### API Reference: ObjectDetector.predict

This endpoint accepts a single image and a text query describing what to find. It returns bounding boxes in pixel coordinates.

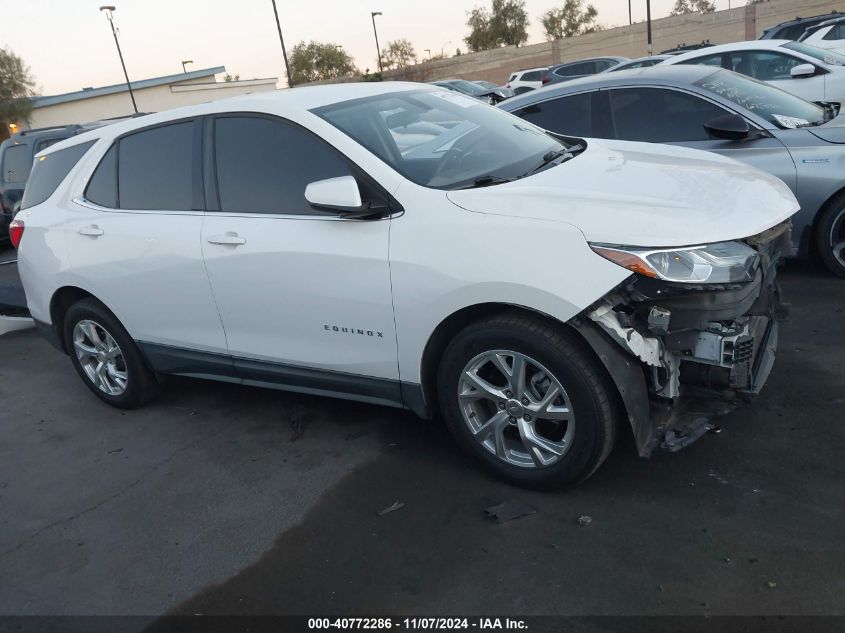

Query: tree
[0,47,34,137]
[540,0,600,40]
[288,41,358,84]
[670,0,716,15]
[381,39,418,70]
[464,0,529,52]
[490,0,530,47]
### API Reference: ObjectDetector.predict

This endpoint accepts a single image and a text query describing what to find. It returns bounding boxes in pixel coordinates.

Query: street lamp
[646,0,653,56]
[371,11,383,73]
[181,60,193,73]
[270,0,293,88]
[99,6,138,114]
[628,0,632,25]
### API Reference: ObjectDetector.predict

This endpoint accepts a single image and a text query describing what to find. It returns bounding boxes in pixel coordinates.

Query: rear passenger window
[213,116,351,215]
[85,144,117,208]
[515,93,593,137]
[556,61,595,77]
[118,122,194,210]
[21,141,95,209]
[522,70,542,81]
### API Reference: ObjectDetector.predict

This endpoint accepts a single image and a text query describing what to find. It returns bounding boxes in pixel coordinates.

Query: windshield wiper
[519,144,584,178]
[455,175,513,189]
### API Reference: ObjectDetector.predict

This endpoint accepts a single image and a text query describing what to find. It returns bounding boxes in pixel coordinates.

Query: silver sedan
[500,65,845,277]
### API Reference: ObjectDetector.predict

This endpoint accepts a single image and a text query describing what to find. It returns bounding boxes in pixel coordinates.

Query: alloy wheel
[72,319,128,396]
[457,349,575,468]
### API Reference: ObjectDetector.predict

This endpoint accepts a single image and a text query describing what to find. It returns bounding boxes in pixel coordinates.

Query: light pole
[646,0,653,56]
[270,0,293,88]
[181,60,193,73]
[99,6,137,114]
[425,48,432,61]
[628,0,632,25]
[371,11,383,73]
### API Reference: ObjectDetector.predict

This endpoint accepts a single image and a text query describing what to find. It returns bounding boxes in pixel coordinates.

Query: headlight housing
[590,241,759,284]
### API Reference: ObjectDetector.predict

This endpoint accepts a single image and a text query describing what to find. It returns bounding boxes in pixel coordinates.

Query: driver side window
[731,51,809,81]
[212,116,352,215]
[609,87,729,143]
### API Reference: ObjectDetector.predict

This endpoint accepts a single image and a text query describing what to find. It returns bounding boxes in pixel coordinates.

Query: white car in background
[662,39,845,102]
[13,83,797,488]
[505,67,547,94]
[799,17,845,55]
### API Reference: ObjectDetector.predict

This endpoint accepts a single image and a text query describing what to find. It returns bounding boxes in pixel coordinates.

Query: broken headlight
[590,241,759,284]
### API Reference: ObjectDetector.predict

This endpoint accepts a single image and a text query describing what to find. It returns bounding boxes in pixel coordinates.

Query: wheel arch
[49,286,96,352]
[808,185,845,258]
[417,302,639,433]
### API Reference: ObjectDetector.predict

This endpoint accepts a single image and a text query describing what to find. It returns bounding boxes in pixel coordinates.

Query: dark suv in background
[760,11,843,40]
[540,56,628,86]
[0,125,84,242]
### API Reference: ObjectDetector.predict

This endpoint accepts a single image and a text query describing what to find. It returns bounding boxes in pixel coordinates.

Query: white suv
[13,83,797,488]
[506,67,547,94]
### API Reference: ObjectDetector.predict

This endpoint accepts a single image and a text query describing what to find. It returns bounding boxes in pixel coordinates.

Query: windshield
[313,89,567,189]
[782,41,845,66]
[694,69,826,127]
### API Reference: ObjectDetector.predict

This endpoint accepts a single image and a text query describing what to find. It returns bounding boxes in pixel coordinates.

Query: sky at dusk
[4,0,750,96]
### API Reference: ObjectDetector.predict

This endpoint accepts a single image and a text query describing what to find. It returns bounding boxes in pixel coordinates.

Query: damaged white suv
[13,83,798,488]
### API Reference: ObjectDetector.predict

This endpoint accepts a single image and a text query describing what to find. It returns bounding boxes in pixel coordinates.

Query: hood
[446,139,799,247]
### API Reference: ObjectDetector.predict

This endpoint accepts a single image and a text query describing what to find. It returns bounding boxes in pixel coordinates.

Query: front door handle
[78,225,104,237]
[207,232,246,246]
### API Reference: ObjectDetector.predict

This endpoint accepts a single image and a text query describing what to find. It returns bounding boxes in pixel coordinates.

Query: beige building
[26,66,278,129]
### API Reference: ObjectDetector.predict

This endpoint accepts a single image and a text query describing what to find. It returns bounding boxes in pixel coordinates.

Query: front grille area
[726,336,754,364]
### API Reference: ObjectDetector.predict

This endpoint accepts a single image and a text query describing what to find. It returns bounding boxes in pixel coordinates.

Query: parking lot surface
[0,259,843,617]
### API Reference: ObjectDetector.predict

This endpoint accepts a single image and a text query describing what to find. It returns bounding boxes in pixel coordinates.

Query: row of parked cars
[1,11,840,489]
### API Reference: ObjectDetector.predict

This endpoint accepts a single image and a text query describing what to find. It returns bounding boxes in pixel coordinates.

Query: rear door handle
[207,232,246,246]
[78,225,104,237]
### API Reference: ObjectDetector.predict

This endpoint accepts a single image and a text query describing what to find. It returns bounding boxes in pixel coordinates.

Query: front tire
[63,298,159,409]
[816,198,845,278]
[437,313,617,489]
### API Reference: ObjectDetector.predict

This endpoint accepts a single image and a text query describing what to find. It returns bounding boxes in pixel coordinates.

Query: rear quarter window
[21,141,95,209]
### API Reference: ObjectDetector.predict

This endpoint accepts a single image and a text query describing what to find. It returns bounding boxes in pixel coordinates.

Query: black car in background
[540,56,629,86]
[760,11,843,40]
[0,125,83,242]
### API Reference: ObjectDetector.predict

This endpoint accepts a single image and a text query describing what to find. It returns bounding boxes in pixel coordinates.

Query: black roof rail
[17,124,82,137]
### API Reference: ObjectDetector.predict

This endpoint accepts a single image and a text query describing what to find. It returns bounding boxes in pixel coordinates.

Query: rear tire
[437,312,617,489]
[63,298,159,409]
[816,197,845,278]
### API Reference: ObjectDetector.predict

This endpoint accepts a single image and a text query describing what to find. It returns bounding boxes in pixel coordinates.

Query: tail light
[9,218,24,249]
[542,75,550,84]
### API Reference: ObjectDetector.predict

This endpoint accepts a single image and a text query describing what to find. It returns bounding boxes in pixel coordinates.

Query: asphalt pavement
[0,254,843,619]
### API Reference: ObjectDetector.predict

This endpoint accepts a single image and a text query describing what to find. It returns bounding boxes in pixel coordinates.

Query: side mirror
[305,175,363,213]
[790,63,816,78]
[704,113,751,141]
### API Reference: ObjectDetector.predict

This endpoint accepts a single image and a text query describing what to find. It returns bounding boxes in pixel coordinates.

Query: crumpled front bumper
[574,220,792,457]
